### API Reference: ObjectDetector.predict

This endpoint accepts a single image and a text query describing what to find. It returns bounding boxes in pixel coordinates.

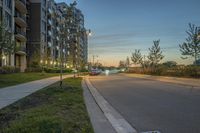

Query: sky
[56,0,200,66]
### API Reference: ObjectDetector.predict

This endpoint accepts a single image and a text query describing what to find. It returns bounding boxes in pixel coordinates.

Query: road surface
[89,74,200,133]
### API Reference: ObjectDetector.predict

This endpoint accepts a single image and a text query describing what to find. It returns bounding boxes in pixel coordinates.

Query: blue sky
[56,0,200,66]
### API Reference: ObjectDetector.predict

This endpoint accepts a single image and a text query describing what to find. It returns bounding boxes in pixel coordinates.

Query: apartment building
[57,2,88,69]
[0,0,27,72]
[47,0,67,67]
[15,0,27,72]
[0,0,88,71]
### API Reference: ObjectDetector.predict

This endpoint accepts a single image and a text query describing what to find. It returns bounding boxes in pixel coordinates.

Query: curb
[84,77,137,133]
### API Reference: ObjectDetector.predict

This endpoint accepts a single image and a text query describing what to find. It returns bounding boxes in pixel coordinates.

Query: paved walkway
[0,75,72,109]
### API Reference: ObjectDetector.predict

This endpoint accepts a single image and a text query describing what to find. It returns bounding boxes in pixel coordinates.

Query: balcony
[15,28,27,42]
[15,44,26,55]
[15,11,27,28]
[15,0,27,14]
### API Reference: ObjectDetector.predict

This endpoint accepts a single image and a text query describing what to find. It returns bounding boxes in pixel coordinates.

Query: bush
[128,65,200,78]
[44,67,73,73]
[25,67,43,73]
[0,66,20,74]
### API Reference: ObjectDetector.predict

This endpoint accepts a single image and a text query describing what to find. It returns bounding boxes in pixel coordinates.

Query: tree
[0,22,15,66]
[179,23,200,65]
[118,60,126,68]
[131,49,143,65]
[125,56,130,69]
[147,40,164,66]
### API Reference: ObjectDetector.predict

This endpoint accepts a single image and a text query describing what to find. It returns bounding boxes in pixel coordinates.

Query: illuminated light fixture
[45,60,48,65]
[50,61,53,65]
[40,60,43,64]
[67,65,69,68]
[70,65,73,68]
[54,62,57,65]
[2,55,6,60]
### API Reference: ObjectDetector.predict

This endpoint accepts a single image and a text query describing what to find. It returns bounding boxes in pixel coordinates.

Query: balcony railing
[15,28,26,37]
[18,0,26,5]
[16,44,26,52]
[15,11,26,22]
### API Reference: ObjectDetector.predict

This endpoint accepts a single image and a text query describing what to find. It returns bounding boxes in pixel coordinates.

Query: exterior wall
[0,0,28,71]
[27,0,47,67]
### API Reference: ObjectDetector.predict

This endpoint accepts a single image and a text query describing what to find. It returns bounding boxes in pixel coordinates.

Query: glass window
[5,12,12,29]
[5,0,12,9]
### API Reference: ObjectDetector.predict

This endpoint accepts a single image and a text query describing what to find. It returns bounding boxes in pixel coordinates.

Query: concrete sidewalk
[0,75,72,109]
[123,73,200,88]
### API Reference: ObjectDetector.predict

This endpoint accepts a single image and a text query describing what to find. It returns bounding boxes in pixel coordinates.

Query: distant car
[89,69,101,76]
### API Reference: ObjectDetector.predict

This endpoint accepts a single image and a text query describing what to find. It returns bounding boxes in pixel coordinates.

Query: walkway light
[45,60,48,65]
[50,61,53,65]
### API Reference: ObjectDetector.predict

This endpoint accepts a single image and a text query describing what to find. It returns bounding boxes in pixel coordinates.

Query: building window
[42,20,46,32]
[5,0,12,9]
[42,0,46,7]
[0,7,2,22]
[5,12,12,29]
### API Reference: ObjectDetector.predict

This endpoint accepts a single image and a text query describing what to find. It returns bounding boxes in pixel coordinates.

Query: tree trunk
[0,49,2,67]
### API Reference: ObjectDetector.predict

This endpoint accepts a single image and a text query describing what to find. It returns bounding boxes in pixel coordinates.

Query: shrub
[0,66,20,74]
[25,67,43,73]
[128,65,200,78]
[44,67,72,73]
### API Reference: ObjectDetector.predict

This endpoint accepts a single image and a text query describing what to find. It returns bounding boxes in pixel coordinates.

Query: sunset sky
[56,0,200,66]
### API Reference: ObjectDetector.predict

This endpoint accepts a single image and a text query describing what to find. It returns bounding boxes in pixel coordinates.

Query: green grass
[0,78,94,133]
[0,73,62,88]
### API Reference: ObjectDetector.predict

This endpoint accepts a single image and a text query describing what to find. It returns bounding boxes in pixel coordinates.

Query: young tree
[118,60,126,68]
[147,40,164,67]
[131,49,142,65]
[0,23,15,66]
[125,56,130,70]
[179,23,200,65]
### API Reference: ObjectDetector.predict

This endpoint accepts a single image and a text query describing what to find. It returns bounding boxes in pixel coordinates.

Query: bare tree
[147,40,164,67]
[179,23,200,65]
[131,49,143,65]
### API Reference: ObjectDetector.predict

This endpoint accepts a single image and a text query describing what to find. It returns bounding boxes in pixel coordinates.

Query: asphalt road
[89,74,200,133]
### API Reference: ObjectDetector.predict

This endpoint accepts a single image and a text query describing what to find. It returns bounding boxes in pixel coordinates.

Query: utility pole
[92,55,98,67]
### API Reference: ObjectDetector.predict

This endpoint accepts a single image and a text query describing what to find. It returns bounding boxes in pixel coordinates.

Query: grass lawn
[0,78,94,133]
[0,73,63,88]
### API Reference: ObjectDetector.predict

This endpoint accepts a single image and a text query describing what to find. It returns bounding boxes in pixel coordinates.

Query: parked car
[89,69,101,76]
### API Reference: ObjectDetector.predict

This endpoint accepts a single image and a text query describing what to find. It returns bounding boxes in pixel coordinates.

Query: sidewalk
[0,75,72,109]
[122,73,200,87]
